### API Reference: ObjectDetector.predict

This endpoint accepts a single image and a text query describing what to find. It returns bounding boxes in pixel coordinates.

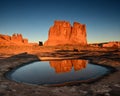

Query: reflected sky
[6,60,111,85]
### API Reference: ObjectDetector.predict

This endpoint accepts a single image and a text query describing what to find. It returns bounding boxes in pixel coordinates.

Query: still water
[6,60,112,85]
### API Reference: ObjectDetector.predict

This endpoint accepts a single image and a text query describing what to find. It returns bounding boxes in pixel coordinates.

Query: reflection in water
[50,60,87,73]
[6,59,112,85]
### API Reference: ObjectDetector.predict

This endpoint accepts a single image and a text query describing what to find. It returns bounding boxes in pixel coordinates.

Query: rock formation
[50,60,87,73]
[44,20,87,46]
[102,41,120,48]
[0,33,28,45]
[89,41,120,48]
[39,41,43,46]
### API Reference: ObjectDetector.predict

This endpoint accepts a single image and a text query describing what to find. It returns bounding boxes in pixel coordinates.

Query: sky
[0,0,120,43]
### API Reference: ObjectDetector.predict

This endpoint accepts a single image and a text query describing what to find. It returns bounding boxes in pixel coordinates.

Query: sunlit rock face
[11,33,28,44]
[50,60,87,73]
[44,20,87,46]
[89,41,120,48]
[0,33,28,45]
[102,41,120,47]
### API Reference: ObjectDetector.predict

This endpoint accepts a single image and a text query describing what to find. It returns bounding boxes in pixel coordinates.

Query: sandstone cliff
[44,20,87,46]
[102,41,120,48]
[50,60,87,73]
[0,33,28,45]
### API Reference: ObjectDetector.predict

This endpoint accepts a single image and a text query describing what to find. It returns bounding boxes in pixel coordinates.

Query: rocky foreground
[0,45,120,96]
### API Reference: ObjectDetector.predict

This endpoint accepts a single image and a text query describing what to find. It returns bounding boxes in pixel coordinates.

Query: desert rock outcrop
[44,20,87,46]
[0,33,28,45]
[89,41,120,48]
[102,41,120,48]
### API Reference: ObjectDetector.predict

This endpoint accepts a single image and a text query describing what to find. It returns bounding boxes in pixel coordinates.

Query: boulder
[44,20,87,46]
[39,41,43,46]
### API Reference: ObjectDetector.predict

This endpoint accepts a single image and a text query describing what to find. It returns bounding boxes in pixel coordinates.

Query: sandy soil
[0,46,120,96]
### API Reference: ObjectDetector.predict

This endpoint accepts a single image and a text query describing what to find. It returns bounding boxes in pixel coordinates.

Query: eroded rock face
[0,33,28,45]
[103,42,120,48]
[44,20,87,46]
[89,41,120,48]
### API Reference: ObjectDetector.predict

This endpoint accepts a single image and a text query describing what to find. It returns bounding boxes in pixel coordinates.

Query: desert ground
[0,45,120,96]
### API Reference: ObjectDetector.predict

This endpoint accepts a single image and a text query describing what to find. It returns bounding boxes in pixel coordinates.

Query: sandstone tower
[44,20,87,46]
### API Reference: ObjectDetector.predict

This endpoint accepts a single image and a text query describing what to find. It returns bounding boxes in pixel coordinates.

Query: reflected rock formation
[50,60,87,73]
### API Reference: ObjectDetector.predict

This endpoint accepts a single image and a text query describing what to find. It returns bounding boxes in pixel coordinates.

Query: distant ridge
[0,33,28,45]
[89,41,120,48]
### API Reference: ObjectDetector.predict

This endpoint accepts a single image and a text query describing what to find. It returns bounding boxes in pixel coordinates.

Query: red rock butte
[44,20,87,46]
[0,33,28,45]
